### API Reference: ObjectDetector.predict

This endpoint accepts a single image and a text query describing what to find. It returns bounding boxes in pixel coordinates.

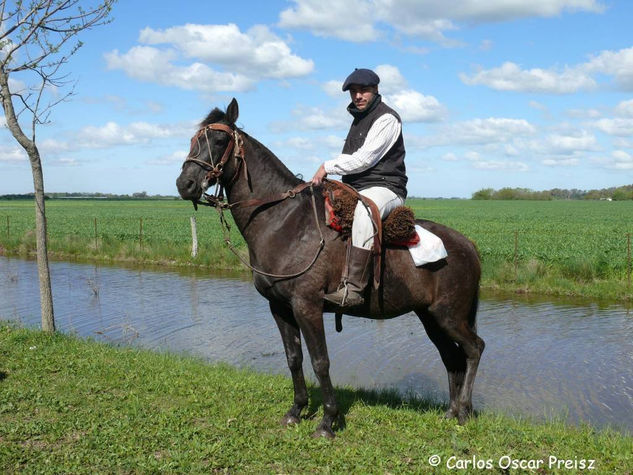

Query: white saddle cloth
[408,224,448,266]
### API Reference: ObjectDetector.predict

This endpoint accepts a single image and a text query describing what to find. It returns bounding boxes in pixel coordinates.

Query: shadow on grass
[303,383,449,431]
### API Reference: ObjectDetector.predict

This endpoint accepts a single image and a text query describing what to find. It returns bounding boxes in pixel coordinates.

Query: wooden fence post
[626,233,631,292]
[94,217,98,250]
[514,230,518,280]
[190,216,198,258]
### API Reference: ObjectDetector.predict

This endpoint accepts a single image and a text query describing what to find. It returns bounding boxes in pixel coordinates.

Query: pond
[1,256,631,433]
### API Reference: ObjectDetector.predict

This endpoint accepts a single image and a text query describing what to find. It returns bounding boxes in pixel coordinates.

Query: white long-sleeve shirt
[323,113,401,176]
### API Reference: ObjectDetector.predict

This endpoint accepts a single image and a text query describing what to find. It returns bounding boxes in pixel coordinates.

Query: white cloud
[106,24,314,92]
[279,0,378,42]
[50,158,79,167]
[40,139,70,154]
[278,0,604,44]
[374,65,409,94]
[460,61,596,94]
[445,117,536,145]
[105,46,255,92]
[479,39,494,51]
[566,108,602,119]
[460,46,633,94]
[582,47,633,90]
[0,145,26,162]
[591,118,633,136]
[275,135,344,157]
[602,150,633,169]
[504,144,520,156]
[147,150,189,166]
[589,150,633,170]
[322,80,343,97]
[296,107,348,130]
[283,137,315,150]
[542,157,580,166]
[465,151,482,161]
[140,24,313,79]
[386,90,447,122]
[329,64,447,123]
[270,106,348,132]
[77,121,192,148]
[472,160,529,171]
[543,130,598,154]
[615,99,633,117]
[407,118,536,156]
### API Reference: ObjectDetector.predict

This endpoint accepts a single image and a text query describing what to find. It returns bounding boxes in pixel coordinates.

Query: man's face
[348,85,377,111]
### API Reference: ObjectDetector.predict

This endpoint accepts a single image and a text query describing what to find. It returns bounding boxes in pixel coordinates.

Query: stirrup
[324,283,349,306]
[324,283,364,308]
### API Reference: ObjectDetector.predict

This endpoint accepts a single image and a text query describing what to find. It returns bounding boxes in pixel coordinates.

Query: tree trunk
[0,69,55,332]
[31,152,55,332]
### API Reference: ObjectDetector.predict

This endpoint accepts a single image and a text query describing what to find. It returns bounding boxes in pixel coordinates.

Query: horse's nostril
[176,176,199,199]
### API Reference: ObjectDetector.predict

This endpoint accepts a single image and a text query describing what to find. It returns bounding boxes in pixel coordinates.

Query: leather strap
[323,179,382,289]
[229,181,313,210]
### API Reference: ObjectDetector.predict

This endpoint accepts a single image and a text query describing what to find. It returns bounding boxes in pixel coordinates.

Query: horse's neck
[226,134,302,237]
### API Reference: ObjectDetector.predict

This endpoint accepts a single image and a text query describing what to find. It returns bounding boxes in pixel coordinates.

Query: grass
[1,324,632,474]
[1,198,632,300]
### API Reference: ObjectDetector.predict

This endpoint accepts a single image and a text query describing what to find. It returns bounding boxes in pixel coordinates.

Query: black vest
[342,97,408,199]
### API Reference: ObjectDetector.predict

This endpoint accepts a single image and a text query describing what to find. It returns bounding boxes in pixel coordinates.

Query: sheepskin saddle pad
[322,181,419,247]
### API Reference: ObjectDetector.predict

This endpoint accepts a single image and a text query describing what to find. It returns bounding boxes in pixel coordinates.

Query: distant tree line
[472,184,633,200]
[0,192,178,200]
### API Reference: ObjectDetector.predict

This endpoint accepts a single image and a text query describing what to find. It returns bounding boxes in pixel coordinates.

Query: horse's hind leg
[416,311,465,418]
[416,304,484,424]
[270,301,308,426]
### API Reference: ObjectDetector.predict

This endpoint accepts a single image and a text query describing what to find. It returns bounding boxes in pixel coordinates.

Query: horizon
[1,1,633,198]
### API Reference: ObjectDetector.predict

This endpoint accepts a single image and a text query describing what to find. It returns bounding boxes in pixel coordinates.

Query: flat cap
[342,68,380,91]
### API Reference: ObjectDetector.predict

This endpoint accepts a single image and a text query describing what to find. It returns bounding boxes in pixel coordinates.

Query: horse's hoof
[280,414,301,427]
[311,427,335,439]
[457,408,473,425]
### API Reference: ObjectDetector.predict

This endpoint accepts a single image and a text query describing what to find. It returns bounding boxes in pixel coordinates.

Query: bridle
[183,122,246,207]
[180,120,326,279]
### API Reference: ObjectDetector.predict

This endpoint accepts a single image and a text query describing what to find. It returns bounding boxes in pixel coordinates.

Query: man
[312,68,408,308]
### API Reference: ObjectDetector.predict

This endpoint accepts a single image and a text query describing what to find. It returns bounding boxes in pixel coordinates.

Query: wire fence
[3,213,632,283]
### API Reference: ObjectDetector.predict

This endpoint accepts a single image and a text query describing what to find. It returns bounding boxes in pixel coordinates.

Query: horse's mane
[200,105,301,187]
[200,107,226,127]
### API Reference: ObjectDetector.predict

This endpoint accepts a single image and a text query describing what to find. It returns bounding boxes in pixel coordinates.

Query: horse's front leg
[293,300,340,439]
[270,301,308,426]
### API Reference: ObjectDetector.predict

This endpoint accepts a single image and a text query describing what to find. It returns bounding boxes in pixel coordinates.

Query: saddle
[322,180,419,289]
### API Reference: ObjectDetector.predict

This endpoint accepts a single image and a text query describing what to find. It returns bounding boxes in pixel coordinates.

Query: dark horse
[176,99,484,438]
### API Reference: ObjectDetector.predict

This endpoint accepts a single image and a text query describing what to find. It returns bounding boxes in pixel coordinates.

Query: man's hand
[311,163,327,185]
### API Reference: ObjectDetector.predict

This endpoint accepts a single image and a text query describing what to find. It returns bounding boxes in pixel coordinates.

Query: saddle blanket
[409,224,448,266]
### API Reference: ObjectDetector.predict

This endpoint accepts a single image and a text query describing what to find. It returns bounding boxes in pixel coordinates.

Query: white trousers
[352,186,405,249]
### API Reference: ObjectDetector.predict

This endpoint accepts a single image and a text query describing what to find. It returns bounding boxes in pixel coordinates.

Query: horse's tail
[468,288,480,333]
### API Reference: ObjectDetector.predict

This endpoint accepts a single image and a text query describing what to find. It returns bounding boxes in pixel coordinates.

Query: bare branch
[0,0,116,134]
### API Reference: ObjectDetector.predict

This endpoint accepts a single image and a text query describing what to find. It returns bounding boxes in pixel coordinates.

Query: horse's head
[176,98,241,205]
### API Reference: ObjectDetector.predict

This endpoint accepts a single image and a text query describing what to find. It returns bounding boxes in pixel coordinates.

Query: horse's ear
[226,98,239,125]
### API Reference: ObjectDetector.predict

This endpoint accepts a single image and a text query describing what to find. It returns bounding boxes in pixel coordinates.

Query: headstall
[183,122,245,207]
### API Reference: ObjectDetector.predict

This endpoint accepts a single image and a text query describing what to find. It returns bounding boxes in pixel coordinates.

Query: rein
[183,122,325,279]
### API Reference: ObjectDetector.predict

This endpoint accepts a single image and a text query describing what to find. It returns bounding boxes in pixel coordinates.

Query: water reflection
[1,256,631,433]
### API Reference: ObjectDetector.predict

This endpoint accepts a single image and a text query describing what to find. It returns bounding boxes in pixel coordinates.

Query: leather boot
[324,246,372,308]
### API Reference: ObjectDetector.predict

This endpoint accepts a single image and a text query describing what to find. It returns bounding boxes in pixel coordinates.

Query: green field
[2,324,632,473]
[1,198,632,300]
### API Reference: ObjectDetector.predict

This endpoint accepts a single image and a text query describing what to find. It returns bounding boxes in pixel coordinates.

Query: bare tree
[0,1,116,332]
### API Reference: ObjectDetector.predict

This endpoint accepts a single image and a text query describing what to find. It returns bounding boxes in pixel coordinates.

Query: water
[1,256,632,433]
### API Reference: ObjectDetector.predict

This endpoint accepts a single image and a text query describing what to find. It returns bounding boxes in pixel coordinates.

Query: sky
[1,0,633,198]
